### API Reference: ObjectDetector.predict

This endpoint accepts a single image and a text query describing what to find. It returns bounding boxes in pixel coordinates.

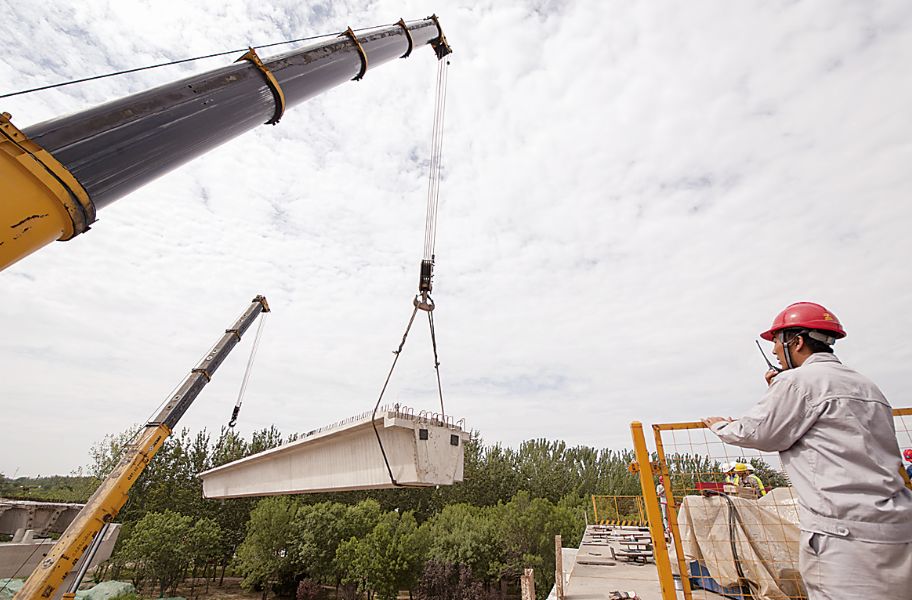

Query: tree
[291,499,381,586]
[234,496,301,598]
[424,504,501,584]
[119,510,193,597]
[296,579,325,600]
[334,510,428,600]
[415,561,493,600]
[187,517,222,597]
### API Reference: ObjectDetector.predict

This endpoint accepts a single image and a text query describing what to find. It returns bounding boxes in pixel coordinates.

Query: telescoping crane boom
[15,295,271,600]
[0,17,452,272]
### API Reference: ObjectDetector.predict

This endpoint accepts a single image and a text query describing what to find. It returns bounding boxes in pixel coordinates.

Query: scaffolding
[631,407,912,600]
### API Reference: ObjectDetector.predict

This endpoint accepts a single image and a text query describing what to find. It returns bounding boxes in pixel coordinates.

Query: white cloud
[2,0,911,475]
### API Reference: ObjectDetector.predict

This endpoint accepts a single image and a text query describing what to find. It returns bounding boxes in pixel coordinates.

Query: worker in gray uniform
[702,302,912,600]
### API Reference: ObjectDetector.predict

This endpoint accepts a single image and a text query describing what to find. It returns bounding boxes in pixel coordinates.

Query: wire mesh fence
[591,495,647,526]
[634,408,911,600]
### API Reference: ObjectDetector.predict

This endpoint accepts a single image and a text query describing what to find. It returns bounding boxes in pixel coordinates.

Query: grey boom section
[21,20,440,210]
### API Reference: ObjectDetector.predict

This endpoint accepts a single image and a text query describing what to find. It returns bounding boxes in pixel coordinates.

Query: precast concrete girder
[199,407,467,498]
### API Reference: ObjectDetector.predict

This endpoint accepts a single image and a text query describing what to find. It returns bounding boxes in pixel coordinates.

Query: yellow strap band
[396,19,414,58]
[236,47,286,125]
[343,27,368,81]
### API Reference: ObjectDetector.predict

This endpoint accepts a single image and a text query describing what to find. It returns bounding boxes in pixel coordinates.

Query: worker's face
[771,333,796,368]
[770,334,786,367]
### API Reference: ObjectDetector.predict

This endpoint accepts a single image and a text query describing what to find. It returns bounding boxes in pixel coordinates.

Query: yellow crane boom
[15,295,270,600]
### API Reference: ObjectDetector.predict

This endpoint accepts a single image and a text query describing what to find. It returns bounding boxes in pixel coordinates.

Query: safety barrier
[590,495,647,527]
[631,407,912,600]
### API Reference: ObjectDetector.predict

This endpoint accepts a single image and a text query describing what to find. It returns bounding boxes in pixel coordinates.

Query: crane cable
[371,56,450,487]
[228,311,268,428]
[0,21,413,99]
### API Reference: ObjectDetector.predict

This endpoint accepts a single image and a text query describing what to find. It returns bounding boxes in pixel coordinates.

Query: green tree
[187,517,222,597]
[234,496,301,598]
[291,499,381,586]
[424,504,501,584]
[335,510,428,600]
[119,510,193,597]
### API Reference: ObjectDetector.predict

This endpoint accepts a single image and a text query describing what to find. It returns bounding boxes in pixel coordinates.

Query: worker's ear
[793,335,806,353]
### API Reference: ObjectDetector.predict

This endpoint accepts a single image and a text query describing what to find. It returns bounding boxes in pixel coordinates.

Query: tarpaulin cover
[673,487,806,600]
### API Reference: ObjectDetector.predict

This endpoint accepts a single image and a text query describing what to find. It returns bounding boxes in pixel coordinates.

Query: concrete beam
[0,500,83,536]
[199,407,468,498]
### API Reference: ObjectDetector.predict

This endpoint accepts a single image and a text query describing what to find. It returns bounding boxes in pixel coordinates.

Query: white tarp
[675,487,806,600]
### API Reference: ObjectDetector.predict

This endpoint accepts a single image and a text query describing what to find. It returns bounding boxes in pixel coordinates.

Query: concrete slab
[562,526,729,600]
[199,406,468,498]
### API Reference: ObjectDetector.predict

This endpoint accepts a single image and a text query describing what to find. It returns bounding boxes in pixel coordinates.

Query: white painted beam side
[199,410,467,498]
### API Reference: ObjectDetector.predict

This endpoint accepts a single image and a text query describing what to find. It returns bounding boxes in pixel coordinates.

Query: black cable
[0,22,399,99]
[428,310,445,417]
[0,537,47,593]
[704,490,757,598]
[371,304,422,488]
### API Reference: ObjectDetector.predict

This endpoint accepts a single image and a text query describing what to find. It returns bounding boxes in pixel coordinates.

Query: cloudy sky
[2,0,911,476]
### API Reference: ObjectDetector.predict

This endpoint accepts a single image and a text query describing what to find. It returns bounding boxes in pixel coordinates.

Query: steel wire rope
[0,21,410,99]
[371,55,450,486]
[371,304,423,487]
[228,312,268,428]
[0,540,47,593]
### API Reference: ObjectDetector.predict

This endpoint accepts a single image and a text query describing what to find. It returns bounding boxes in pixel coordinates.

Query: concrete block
[199,407,468,498]
[0,524,120,579]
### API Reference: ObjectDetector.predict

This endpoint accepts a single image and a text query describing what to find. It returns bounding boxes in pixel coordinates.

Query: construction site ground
[560,526,727,600]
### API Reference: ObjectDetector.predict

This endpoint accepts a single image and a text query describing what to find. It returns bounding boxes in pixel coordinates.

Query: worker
[720,461,736,484]
[656,475,668,531]
[702,302,912,599]
[732,462,766,497]
[904,448,912,480]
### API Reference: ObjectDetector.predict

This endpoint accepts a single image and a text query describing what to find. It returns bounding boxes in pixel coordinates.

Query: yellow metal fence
[631,407,912,600]
[591,495,647,527]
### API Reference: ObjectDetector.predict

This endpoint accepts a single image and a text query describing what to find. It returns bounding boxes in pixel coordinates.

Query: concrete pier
[199,407,468,498]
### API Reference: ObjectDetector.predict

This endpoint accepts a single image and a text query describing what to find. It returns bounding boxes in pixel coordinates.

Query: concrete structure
[0,500,83,538]
[559,525,728,600]
[0,525,120,580]
[200,406,468,498]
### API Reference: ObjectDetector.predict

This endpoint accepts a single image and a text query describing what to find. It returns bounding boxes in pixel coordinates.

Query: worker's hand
[764,369,779,386]
[702,416,733,429]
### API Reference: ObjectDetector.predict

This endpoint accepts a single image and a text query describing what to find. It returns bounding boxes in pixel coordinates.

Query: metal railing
[591,495,647,526]
[631,407,912,600]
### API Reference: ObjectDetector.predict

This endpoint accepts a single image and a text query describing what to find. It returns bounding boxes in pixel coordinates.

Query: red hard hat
[760,302,846,341]
[904,448,912,462]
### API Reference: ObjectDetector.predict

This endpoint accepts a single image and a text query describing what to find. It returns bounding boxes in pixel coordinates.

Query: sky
[2,0,912,477]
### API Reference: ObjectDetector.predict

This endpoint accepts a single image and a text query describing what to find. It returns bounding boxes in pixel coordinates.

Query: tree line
[80,426,643,599]
[3,426,785,599]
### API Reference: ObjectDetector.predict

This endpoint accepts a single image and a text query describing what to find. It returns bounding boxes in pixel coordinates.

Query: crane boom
[14,295,271,600]
[0,17,452,271]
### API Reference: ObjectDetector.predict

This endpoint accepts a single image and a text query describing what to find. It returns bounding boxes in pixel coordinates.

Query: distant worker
[656,475,668,531]
[721,461,736,484]
[732,462,766,497]
[904,448,912,481]
[702,302,912,599]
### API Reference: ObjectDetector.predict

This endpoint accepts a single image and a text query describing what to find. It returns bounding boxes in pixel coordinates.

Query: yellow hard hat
[734,462,750,472]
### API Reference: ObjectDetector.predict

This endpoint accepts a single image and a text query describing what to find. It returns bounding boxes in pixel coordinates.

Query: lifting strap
[371,53,450,487]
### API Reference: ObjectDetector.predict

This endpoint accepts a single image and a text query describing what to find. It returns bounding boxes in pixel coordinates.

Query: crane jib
[0,17,451,273]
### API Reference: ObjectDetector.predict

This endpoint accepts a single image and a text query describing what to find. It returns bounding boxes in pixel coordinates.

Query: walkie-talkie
[755,340,782,373]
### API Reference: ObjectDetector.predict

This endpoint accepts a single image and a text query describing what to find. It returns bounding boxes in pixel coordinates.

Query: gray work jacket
[711,353,912,543]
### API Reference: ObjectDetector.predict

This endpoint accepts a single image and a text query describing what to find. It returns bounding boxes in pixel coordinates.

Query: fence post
[653,424,694,600]
[521,568,536,600]
[555,534,565,599]
[631,421,677,600]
